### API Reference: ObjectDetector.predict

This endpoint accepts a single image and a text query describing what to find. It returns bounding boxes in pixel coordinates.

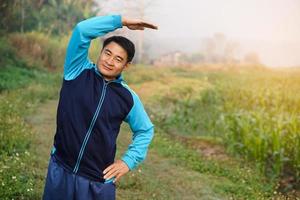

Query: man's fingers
[113,174,122,183]
[126,20,158,30]
[127,26,145,31]
[104,169,124,181]
[103,160,129,182]
[103,164,117,177]
[103,167,118,179]
[103,164,114,174]
[140,21,158,29]
[104,171,117,180]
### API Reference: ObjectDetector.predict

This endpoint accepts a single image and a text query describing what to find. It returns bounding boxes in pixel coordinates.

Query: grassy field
[125,66,300,199]
[0,34,60,199]
[2,65,300,199]
[1,34,300,199]
[0,67,61,199]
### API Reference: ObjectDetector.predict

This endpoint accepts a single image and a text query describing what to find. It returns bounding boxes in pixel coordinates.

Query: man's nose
[106,57,114,65]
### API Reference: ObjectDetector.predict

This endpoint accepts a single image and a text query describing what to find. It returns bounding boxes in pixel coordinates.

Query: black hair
[102,36,135,63]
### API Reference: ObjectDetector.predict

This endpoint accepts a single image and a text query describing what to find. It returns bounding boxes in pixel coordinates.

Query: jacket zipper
[73,79,109,174]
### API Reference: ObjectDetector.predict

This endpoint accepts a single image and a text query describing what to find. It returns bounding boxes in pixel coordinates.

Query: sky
[98,0,300,67]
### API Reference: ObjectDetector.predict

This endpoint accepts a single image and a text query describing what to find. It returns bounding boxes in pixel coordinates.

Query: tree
[39,0,98,35]
[244,52,261,65]
[201,33,240,64]
[0,0,98,35]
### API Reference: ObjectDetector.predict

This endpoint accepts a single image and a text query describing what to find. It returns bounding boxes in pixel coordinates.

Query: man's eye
[116,59,122,63]
[105,52,110,56]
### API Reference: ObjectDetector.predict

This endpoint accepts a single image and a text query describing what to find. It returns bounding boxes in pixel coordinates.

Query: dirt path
[28,99,229,199]
[27,99,58,196]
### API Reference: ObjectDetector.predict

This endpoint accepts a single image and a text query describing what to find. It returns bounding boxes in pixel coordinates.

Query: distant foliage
[0,38,24,68]
[0,0,98,35]
[9,32,68,69]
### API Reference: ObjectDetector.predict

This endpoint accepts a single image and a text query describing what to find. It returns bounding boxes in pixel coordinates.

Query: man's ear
[123,62,131,71]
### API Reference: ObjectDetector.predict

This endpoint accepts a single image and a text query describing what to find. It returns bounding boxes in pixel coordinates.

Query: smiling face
[97,41,130,81]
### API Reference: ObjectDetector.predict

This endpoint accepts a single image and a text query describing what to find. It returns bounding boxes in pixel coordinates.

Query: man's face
[97,42,129,81]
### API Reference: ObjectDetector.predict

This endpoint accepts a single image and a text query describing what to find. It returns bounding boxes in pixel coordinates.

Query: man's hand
[122,17,158,30]
[103,160,130,183]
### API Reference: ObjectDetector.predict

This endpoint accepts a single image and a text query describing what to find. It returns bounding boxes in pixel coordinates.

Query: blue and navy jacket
[52,15,154,182]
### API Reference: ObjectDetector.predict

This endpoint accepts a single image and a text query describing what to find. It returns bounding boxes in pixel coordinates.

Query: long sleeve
[64,15,123,80]
[121,90,155,170]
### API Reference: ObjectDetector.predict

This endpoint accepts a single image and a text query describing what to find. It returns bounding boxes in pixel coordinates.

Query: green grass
[2,65,299,199]
[144,66,300,196]
[0,34,62,199]
[149,131,276,199]
[0,69,61,199]
[8,32,68,70]
[213,70,300,183]
[1,30,300,198]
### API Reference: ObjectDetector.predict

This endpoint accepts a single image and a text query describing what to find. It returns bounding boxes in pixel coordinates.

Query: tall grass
[0,33,62,199]
[0,70,61,199]
[8,32,69,70]
[219,70,300,181]
[149,67,300,192]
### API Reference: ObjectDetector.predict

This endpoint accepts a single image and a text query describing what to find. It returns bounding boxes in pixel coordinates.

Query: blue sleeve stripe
[120,83,154,170]
[64,15,123,80]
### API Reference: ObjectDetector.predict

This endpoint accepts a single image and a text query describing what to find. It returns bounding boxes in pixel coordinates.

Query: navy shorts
[43,155,116,200]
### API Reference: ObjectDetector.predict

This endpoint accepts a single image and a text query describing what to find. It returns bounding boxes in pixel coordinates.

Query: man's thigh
[75,173,116,200]
[43,156,116,200]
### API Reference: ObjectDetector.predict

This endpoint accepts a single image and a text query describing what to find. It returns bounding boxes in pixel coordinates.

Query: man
[43,14,158,200]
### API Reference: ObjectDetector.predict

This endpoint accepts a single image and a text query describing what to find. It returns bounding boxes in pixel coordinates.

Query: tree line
[0,0,97,35]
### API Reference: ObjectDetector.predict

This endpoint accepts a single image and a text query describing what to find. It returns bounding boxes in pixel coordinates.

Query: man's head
[97,36,135,81]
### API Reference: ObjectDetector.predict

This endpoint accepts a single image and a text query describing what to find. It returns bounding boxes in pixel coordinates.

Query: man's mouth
[103,65,113,71]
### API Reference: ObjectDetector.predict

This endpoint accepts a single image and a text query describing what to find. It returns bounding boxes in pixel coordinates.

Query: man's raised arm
[64,15,122,80]
[63,14,158,80]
